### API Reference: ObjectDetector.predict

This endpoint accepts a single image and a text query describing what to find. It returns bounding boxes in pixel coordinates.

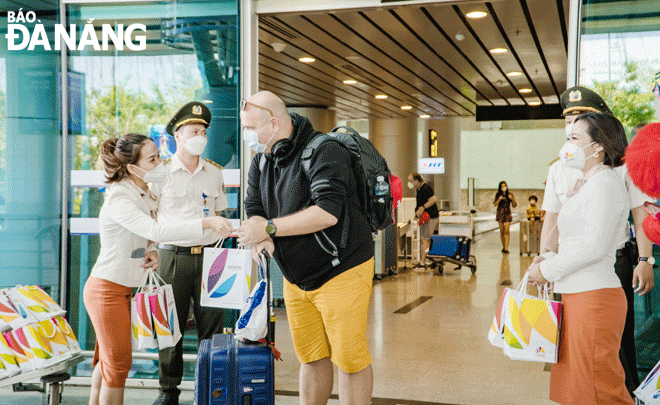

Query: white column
[240,0,258,221]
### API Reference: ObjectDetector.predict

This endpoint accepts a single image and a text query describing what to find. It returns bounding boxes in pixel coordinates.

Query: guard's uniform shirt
[151,154,228,247]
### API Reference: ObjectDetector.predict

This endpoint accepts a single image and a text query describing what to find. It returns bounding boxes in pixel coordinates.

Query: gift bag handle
[211,238,226,251]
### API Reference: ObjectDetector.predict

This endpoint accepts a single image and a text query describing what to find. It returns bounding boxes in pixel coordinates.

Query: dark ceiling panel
[257,0,570,120]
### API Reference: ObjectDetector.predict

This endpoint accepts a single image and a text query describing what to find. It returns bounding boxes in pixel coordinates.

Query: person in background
[526,195,541,234]
[528,113,633,405]
[494,181,516,254]
[408,173,439,270]
[150,102,234,405]
[539,87,655,396]
[84,134,228,405]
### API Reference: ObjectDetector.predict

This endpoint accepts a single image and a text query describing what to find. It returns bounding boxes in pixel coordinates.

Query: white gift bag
[201,239,252,310]
[130,271,158,351]
[235,255,269,342]
[147,271,182,350]
[635,359,660,403]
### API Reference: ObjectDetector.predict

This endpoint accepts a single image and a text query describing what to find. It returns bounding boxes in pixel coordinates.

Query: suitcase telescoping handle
[261,250,275,345]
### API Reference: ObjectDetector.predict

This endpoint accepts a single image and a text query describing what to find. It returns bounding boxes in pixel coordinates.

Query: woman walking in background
[494,181,516,253]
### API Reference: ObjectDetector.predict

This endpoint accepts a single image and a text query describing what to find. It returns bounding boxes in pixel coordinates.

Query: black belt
[158,243,217,255]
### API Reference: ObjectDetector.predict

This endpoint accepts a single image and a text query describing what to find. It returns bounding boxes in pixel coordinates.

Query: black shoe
[152,391,179,405]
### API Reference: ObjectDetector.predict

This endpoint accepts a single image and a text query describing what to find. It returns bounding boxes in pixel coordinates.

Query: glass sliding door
[65,0,241,381]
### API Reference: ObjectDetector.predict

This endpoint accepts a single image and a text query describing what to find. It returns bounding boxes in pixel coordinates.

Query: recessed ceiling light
[401,105,413,110]
[420,114,431,119]
[375,94,388,99]
[519,88,532,93]
[506,71,522,77]
[299,57,315,63]
[490,48,507,54]
[529,101,541,106]
[343,79,357,85]
[466,11,488,19]
[346,55,361,61]
[202,100,213,104]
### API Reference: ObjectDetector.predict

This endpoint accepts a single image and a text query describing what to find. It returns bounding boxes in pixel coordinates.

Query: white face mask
[184,135,207,156]
[407,182,414,189]
[131,164,168,183]
[559,141,597,169]
[243,119,275,153]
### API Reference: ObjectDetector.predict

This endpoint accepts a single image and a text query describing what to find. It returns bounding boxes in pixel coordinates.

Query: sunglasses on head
[240,99,274,117]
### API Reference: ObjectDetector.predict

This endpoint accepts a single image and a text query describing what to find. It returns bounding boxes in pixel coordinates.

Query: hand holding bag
[235,254,269,342]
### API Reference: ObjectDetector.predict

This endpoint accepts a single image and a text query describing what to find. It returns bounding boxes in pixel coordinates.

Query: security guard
[150,101,233,405]
[539,86,654,397]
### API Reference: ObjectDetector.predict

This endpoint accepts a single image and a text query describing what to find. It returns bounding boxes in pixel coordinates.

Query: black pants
[156,249,225,395]
[614,248,639,396]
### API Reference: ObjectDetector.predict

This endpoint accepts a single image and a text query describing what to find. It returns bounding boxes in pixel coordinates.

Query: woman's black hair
[573,112,627,168]
[494,181,510,201]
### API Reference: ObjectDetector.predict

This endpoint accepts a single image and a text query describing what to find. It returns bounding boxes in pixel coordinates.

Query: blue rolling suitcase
[195,251,275,405]
[427,235,476,274]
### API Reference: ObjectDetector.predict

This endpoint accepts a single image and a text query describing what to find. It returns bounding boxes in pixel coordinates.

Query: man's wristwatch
[265,219,277,237]
[639,257,656,265]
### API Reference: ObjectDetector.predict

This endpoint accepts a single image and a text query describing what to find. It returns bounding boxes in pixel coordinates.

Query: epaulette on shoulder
[205,158,223,170]
[162,158,171,165]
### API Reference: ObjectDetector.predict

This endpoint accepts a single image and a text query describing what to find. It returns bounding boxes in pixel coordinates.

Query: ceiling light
[529,101,541,106]
[490,48,507,54]
[299,57,315,63]
[346,55,361,61]
[519,88,532,93]
[466,11,488,19]
[375,94,388,99]
[420,114,431,119]
[401,105,413,110]
[343,79,357,85]
[271,42,286,52]
[506,71,522,77]
[202,100,213,104]
[455,33,465,41]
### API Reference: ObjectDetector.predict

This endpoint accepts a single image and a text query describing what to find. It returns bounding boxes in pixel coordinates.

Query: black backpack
[301,126,394,250]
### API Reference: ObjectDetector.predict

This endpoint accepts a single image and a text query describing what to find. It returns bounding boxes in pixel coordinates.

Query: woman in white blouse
[528,113,633,404]
[83,133,232,405]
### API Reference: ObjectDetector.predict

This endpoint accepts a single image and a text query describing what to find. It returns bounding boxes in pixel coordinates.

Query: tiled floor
[0,225,556,405]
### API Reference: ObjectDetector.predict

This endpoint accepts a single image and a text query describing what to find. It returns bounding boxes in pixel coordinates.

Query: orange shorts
[283,258,374,373]
[83,276,133,388]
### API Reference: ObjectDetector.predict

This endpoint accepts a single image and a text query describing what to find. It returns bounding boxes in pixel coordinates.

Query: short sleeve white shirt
[151,154,229,247]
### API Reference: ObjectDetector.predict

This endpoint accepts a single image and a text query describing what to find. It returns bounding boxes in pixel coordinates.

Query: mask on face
[407,182,414,189]
[184,135,207,156]
[559,141,597,169]
[564,123,574,138]
[130,164,167,183]
[243,119,275,153]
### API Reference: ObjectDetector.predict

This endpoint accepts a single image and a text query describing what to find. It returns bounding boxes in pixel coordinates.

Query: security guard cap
[166,101,212,135]
[560,86,612,116]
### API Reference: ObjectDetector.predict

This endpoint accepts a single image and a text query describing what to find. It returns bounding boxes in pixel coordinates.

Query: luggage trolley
[0,353,84,405]
[427,211,477,274]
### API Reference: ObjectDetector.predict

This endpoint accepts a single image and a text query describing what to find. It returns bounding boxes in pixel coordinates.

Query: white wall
[460,128,566,190]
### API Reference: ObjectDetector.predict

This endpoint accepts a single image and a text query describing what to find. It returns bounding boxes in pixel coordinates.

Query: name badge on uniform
[202,193,210,217]
[204,208,210,217]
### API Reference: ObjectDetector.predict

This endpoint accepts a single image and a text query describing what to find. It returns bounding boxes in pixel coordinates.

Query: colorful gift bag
[488,287,512,349]
[201,240,252,310]
[17,285,66,320]
[13,327,50,370]
[131,291,158,351]
[635,358,660,403]
[35,319,72,361]
[147,271,181,350]
[0,289,35,330]
[0,334,21,377]
[51,316,81,353]
[4,331,33,372]
[502,279,562,364]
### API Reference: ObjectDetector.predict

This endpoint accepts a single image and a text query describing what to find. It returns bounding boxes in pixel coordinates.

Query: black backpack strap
[301,134,350,251]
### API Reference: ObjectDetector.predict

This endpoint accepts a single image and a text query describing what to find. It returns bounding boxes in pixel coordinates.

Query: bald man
[237,91,375,405]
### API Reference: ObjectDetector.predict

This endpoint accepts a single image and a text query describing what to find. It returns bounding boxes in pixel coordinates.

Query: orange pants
[83,276,133,388]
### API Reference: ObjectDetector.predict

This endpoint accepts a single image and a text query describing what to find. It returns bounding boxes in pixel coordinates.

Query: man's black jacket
[244,113,374,291]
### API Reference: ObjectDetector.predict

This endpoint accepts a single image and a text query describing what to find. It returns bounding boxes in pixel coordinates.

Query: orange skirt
[83,276,134,388]
[550,288,633,405]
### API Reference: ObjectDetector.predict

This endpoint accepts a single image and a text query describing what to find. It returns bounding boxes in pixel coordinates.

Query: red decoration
[625,123,660,198]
